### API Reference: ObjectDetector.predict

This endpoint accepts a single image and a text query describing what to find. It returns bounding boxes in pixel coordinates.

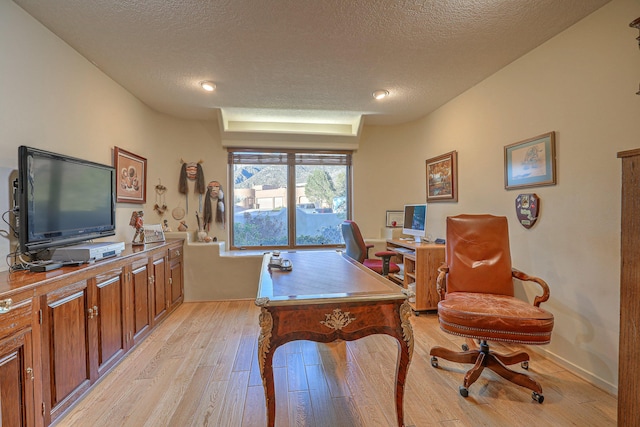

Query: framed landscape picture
[426,150,458,202]
[504,132,556,190]
[115,147,147,203]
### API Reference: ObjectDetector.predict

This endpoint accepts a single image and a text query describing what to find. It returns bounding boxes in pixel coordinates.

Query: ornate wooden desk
[255,251,414,427]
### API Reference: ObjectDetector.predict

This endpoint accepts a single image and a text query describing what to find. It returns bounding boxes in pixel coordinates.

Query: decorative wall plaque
[515,193,539,229]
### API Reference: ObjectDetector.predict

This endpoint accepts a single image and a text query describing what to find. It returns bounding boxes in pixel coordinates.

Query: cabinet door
[0,297,35,427]
[43,280,91,423]
[131,259,152,344]
[151,253,168,324]
[169,246,183,311]
[94,268,127,377]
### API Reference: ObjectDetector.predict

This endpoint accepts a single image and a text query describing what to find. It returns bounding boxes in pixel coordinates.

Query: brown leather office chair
[341,220,400,276]
[429,214,554,403]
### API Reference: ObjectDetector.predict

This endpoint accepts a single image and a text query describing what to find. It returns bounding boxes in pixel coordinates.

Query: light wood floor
[55,301,617,427]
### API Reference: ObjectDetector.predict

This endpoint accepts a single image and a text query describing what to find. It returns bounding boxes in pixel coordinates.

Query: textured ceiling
[14,0,610,126]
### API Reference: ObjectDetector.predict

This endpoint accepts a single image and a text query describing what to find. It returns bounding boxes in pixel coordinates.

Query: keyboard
[393,247,414,254]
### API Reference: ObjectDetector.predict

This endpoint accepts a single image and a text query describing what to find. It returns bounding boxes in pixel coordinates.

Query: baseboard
[530,346,617,396]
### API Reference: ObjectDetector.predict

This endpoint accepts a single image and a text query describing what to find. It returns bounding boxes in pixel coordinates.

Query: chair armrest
[374,250,396,259]
[365,243,374,258]
[436,263,449,300]
[512,268,550,307]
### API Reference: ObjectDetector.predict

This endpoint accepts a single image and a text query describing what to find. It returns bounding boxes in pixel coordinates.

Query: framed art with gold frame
[426,150,458,202]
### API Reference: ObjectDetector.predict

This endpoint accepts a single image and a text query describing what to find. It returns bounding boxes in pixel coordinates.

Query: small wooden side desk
[386,240,445,313]
[255,251,414,427]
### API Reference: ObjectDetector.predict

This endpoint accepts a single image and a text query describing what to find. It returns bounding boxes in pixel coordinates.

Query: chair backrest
[341,220,367,263]
[445,214,514,296]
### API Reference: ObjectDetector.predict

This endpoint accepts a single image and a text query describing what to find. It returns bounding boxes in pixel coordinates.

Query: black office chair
[341,220,400,276]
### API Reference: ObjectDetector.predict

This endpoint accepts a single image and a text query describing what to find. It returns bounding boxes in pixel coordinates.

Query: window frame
[227,148,352,250]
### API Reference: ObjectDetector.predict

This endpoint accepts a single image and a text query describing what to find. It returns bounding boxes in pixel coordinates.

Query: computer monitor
[402,204,427,243]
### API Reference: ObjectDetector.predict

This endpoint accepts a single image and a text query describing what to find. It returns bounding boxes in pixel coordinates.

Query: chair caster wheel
[521,361,529,370]
[430,356,438,368]
[459,386,469,397]
[532,392,544,403]
[461,343,469,351]
[414,311,420,316]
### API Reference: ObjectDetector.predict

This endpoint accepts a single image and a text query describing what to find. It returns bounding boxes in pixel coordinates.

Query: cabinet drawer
[169,246,182,260]
[0,297,32,337]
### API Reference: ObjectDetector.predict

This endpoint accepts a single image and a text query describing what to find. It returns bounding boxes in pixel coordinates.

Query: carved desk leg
[393,300,414,427]
[256,306,276,427]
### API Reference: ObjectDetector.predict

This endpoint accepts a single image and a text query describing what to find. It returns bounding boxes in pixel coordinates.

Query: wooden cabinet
[168,243,184,311]
[129,255,152,345]
[93,266,127,376]
[617,149,640,426]
[386,240,445,313]
[151,251,168,324]
[0,291,36,427]
[0,239,184,427]
[42,279,92,423]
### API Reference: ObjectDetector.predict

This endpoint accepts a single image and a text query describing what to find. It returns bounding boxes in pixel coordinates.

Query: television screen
[402,203,427,242]
[18,146,116,253]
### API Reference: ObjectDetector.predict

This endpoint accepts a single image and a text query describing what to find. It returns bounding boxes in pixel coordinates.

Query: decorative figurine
[130,210,145,245]
[162,219,172,232]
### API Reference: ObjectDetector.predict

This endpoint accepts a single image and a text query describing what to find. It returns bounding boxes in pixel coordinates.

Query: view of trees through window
[230,151,350,248]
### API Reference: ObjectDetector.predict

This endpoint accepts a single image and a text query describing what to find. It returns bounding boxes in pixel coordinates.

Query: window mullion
[287,153,297,247]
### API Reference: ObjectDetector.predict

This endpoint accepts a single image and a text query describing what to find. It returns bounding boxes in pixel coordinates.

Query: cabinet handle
[175,250,180,257]
[0,298,12,313]
[87,307,94,319]
[169,277,173,285]
[149,276,155,285]
[93,305,99,317]
[26,367,34,381]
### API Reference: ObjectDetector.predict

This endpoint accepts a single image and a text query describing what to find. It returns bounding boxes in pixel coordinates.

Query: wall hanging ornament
[178,159,205,213]
[153,179,168,215]
[129,210,145,245]
[203,180,225,230]
[171,206,185,220]
[515,193,539,229]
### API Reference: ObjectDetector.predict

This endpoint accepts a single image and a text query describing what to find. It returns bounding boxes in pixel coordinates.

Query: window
[228,149,352,249]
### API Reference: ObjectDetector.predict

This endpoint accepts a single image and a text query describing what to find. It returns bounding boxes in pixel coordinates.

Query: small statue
[162,219,172,232]
[130,210,145,246]
[177,220,188,232]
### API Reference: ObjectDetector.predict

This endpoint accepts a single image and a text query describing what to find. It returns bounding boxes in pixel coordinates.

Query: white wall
[0,1,229,261]
[354,0,640,393]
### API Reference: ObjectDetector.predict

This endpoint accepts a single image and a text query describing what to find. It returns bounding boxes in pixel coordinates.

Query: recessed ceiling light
[372,89,389,100]
[200,81,216,92]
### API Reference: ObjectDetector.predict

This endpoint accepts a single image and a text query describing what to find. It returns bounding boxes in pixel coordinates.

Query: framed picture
[386,210,404,228]
[144,224,166,244]
[504,132,556,190]
[426,150,458,202]
[114,147,147,203]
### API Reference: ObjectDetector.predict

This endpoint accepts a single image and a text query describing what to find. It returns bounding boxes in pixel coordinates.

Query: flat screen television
[402,203,427,243]
[17,146,116,254]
